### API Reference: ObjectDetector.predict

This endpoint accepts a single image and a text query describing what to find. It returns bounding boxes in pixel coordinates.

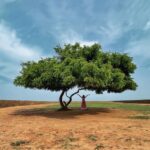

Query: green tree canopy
[14,43,137,110]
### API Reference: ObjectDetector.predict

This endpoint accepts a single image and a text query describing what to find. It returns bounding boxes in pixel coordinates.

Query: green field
[0,100,150,112]
[46,101,150,112]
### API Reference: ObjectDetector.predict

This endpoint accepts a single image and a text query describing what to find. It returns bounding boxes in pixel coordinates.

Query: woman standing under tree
[78,94,90,110]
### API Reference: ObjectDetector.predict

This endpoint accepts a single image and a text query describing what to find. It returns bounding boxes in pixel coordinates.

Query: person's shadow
[11,105,111,120]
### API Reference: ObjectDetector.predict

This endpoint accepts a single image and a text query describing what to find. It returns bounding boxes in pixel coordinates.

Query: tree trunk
[66,96,72,106]
[58,90,69,111]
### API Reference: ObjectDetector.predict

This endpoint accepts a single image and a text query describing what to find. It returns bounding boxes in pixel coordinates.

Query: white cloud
[0,22,46,82]
[58,29,98,46]
[0,22,42,61]
[144,21,150,30]
[0,60,18,81]
[97,22,127,46]
[85,22,132,49]
[125,38,150,59]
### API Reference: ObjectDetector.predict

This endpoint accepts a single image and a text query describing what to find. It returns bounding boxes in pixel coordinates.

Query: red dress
[81,97,87,110]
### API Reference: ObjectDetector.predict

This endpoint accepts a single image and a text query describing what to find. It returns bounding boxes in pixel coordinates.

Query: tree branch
[65,91,70,99]
[66,87,85,106]
[70,88,85,97]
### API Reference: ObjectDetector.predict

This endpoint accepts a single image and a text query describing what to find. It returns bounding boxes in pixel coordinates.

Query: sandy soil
[0,104,150,150]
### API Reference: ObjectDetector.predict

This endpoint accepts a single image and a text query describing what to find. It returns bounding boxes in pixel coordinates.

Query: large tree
[14,43,137,110]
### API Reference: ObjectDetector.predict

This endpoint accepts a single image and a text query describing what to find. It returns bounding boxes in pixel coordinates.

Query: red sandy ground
[0,104,150,150]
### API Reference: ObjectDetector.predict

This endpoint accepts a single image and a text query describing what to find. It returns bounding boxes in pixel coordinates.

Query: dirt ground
[0,104,150,150]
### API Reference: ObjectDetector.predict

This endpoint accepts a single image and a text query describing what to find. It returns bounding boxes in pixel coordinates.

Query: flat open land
[0,101,150,150]
[0,100,49,108]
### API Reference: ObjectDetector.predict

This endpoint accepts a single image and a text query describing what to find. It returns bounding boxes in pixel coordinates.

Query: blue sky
[0,0,150,101]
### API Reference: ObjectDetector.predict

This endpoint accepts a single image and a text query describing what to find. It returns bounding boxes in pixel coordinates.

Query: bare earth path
[0,104,150,150]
